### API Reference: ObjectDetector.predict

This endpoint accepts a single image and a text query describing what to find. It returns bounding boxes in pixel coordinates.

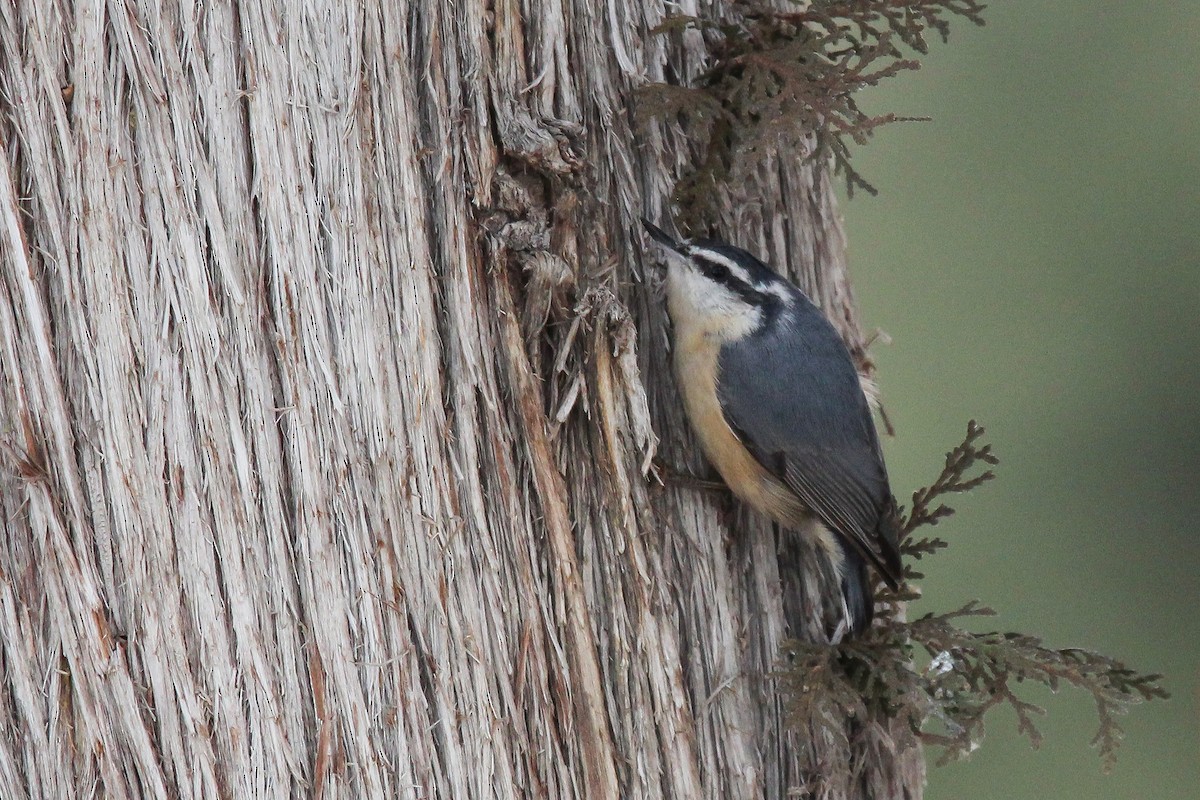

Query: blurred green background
[838,3,1200,798]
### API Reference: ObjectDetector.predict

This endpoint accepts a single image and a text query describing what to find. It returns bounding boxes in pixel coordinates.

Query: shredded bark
[0,2,919,798]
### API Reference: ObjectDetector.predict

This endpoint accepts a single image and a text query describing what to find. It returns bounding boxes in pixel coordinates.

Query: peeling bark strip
[0,3,921,800]
[491,268,619,797]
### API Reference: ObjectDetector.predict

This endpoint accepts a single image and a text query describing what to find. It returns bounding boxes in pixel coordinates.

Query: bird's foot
[649,459,729,494]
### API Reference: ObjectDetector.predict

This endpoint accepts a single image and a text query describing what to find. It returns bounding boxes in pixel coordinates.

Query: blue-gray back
[716,287,901,582]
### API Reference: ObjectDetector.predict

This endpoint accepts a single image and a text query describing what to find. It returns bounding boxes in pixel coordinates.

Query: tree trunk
[0,2,922,799]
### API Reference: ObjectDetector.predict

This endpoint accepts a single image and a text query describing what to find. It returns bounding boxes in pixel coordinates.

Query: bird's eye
[694,257,730,283]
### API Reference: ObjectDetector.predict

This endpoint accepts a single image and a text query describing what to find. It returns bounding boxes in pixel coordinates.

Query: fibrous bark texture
[0,2,921,799]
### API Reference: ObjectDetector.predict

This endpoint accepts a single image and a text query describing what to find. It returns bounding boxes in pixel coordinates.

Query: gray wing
[717,305,902,586]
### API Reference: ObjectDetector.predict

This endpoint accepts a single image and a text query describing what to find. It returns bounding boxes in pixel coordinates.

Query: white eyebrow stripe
[685,246,754,287]
[765,283,792,305]
[685,244,794,307]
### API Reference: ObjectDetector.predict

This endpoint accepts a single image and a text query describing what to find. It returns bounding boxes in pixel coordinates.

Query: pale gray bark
[0,2,921,799]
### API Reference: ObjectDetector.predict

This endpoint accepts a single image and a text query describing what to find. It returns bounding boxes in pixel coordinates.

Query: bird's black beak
[640,218,684,254]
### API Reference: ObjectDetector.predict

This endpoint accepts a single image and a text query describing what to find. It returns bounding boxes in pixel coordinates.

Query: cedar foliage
[637,0,986,228]
[780,423,1168,773]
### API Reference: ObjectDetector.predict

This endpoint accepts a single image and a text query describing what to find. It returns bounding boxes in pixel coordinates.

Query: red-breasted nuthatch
[642,219,902,640]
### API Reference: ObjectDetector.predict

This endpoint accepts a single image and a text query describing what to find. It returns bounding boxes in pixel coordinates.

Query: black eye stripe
[690,253,780,311]
[679,241,790,316]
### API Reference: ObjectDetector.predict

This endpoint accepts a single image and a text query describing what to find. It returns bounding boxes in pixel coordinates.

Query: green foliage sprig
[639,0,986,226]
[780,422,1169,772]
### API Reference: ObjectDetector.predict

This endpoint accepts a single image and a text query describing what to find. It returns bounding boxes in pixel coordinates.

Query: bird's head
[641,219,792,340]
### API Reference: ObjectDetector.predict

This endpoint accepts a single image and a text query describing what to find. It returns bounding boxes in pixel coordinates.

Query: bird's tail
[836,542,874,639]
[777,526,875,643]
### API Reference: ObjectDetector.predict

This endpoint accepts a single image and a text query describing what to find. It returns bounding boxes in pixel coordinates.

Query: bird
[641,218,903,640]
